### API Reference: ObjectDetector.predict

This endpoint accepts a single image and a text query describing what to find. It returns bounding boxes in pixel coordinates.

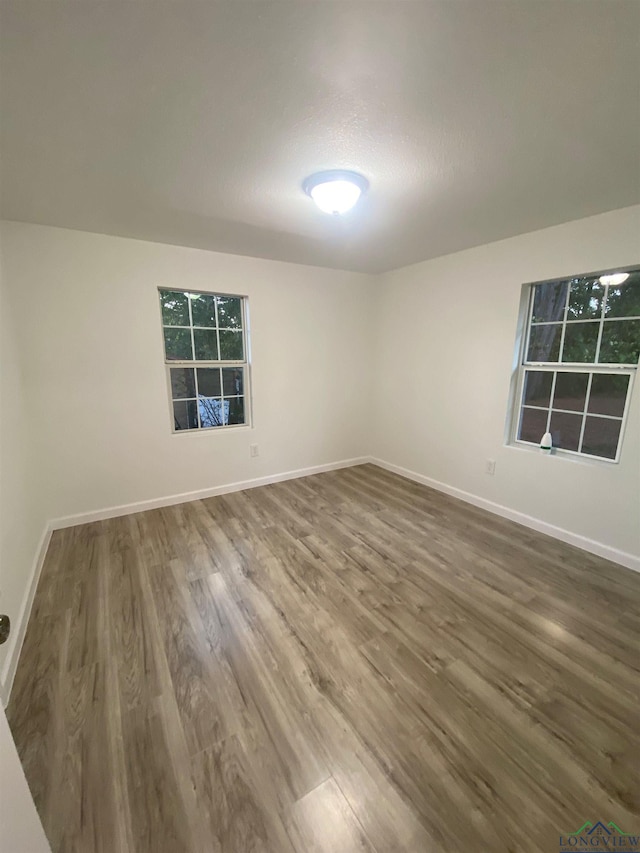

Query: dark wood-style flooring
[7,464,640,852]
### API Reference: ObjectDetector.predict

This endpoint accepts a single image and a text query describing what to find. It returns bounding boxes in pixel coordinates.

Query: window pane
[164,328,193,360]
[170,367,195,399]
[567,278,603,320]
[196,368,221,397]
[588,373,629,418]
[160,290,190,326]
[190,293,217,327]
[598,319,640,364]
[199,397,228,428]
[531,281,567,323]
[194,329,219,361]
[173,399,198,430]
[217,297,243,329]
[552,372,588,412]
[523,370,552,407]
[222,367,244,396]
[581,416,622,460]
[604,273,640,318]
[527,324,562,362]
[518,407,548,444]
[561,321,599,363]
[549,411,582,452]
[219,329,244,360]
[227,397,245,425]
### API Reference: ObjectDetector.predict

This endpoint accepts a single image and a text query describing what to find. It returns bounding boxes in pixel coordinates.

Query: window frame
[158,286,252,434]
[510,266,639,464]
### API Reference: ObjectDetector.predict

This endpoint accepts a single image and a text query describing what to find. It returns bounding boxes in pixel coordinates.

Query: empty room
[1,2,639,852]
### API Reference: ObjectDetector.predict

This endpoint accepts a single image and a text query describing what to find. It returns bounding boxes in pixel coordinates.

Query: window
[512,267,639,461]
[159,288,249,431]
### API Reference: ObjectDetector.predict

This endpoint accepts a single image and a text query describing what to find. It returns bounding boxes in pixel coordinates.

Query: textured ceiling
[1,1,639,274]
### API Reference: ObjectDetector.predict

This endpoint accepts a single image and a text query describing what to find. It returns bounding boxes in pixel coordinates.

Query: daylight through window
[513,268,639,461]
[159,288,249,431]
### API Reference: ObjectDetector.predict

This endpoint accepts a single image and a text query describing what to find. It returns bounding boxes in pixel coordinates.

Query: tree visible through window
[513,268,639,461]
[159,288,249,431]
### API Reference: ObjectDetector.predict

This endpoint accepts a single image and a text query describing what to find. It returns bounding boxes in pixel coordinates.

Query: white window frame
[509,266,639,464]
[158,286,252,434]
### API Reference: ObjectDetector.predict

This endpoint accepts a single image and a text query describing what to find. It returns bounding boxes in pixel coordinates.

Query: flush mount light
[599,272,630,286]
[303,170,369,215]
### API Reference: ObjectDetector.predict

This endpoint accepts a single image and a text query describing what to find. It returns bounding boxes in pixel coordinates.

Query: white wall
[0,221,372,697]
[370,205,640,563]
[0,221,373,525]
[0,252,47,696]
[1,207,639,699]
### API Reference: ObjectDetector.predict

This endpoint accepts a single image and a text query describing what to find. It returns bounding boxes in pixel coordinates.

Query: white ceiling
[1,1,639,274]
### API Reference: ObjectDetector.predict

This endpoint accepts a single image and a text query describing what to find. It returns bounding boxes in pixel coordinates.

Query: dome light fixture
[303,170,369,215]
[599,272,629,287]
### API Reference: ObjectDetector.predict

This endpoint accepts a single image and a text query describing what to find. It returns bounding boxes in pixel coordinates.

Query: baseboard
[49,456,370,530]
[1,525,52,708]
[2,455,369,706]
[368,457,640,574]
[4,452,636,706]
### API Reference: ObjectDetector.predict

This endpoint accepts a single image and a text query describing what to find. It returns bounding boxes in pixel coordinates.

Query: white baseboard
[1,526,52,708]
[49,456,370,530]
[4,452,637,707]
[2,455,368,706]
[368,457,640,574]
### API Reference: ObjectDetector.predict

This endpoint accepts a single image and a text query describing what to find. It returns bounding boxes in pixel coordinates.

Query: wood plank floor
[7,464,640,852]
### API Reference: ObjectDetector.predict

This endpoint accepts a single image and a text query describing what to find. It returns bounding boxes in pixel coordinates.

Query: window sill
[171,423,253,436]
[505,440,620,467]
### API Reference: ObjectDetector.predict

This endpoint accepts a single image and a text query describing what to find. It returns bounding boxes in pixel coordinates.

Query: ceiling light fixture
[599,272,629,286]
[303,170,369,215]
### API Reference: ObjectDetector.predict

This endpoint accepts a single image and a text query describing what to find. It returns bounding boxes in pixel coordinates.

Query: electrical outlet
[485,459,496,476]
[250,444,259,458]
